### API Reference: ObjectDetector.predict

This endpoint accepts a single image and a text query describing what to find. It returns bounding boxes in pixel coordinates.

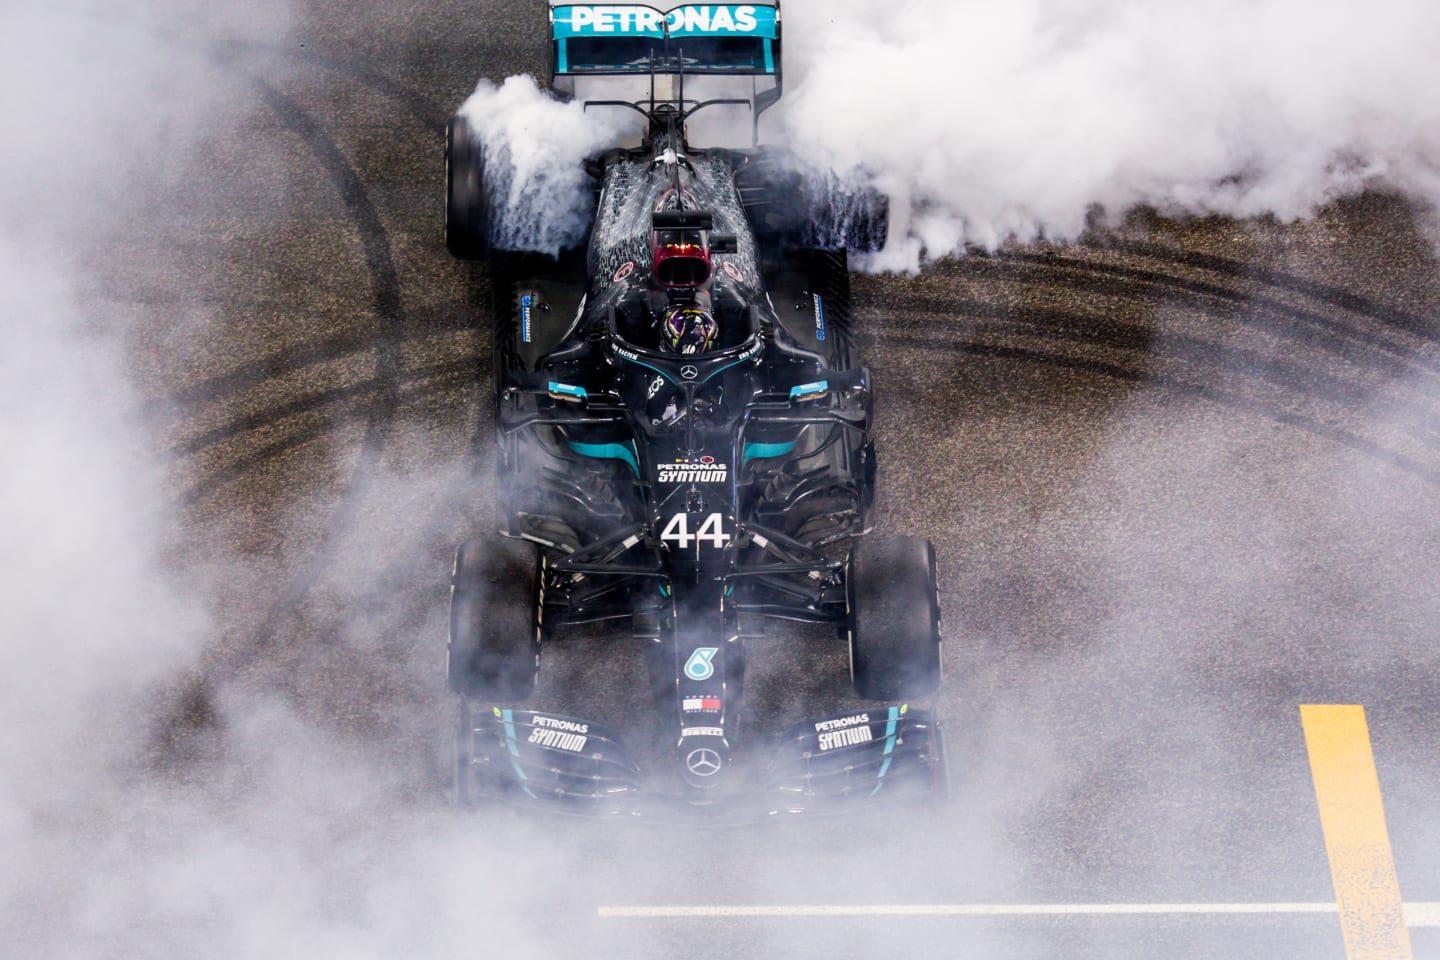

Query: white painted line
[1406,903,1440,928]
[599,902,1440,923]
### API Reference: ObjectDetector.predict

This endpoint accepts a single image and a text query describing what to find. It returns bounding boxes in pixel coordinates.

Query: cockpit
[608,207,752,352]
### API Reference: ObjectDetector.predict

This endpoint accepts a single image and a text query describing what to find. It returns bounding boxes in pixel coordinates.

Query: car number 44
[661,512,730,549]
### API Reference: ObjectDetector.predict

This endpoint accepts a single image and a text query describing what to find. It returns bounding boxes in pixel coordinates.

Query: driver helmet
[661,305,718,354]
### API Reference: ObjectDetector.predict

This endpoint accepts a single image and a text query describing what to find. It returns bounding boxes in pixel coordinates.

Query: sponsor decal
[685,747,722,777]
[683,697,723,712]
[657,456,727,484]
[614,345,640,362]
[562,5,666,35]
[818,725,874,751]
[684,646,720,681]
[556,5,768,38]
[528,727,588,752]
[815,713,870,733]
[612,260,635,282]
[647,375,665,399]
[662,513,731,549]
[521,294,533,343]
[813,293,826,341]
[681,726,725,738]
[533,715,589,734]
[668,5,760,34]
[680,364,698,380]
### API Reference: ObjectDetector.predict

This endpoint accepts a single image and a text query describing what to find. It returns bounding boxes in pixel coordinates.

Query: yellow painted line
[1301,704,1413,960]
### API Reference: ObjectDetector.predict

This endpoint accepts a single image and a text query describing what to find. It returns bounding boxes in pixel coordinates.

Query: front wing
[455,704,947,824]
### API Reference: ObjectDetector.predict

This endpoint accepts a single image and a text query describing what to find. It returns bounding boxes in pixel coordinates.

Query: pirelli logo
[658,459,727,483]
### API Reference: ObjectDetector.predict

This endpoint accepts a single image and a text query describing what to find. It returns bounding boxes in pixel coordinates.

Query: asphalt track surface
[100,1,1440,957]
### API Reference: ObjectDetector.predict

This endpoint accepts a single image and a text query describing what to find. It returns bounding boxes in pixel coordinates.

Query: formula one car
[444,0,946,822]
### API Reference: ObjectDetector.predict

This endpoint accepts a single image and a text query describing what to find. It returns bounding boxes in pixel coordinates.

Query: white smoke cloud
[775,0,1440,268]
[0,8,614,958]
[458,75,643,254]
[0,1,250,921]
[6,3,1436,958]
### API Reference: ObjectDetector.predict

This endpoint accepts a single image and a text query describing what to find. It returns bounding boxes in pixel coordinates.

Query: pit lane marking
[1302,704,1414,960]
[598,903,1440,921]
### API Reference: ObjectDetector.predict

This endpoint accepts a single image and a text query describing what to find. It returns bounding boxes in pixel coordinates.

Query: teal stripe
[500,709,536,798]
[763,38,774,73]
[870,705,901,796]
[568,440,640,477]
[883,705,899,755]
[501,709,521,760]
[557,38,568,72]
[742,440,796,463]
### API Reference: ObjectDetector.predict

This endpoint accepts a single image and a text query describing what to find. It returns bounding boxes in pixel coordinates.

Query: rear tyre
[445,115,490,260]
[803,175,887,254]
[847,537,941,700]
[448,537,540,700]
[736,150,888,254]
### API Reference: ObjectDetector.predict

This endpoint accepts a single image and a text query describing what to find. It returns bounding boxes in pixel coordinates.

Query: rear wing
[549,2,783,141]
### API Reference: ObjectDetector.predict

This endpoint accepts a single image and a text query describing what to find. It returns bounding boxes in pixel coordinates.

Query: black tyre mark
[1115,240,1440,343]
[868,331,1440,488]
[974,252,1439,377]
[177,359,477,505]
[221,39,451,135]
[243,80,407,649]
[150,301,481,431]
[872,294,1440,442]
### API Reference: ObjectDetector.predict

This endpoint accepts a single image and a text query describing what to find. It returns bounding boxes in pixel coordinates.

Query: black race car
[443,1,945,822]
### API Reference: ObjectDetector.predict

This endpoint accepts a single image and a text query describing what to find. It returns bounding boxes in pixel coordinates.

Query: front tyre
[847,537,941,700]
[448,537,540,701]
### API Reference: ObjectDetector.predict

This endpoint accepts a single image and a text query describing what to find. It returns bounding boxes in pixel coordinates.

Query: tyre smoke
[775,0,1440,269]
[7,3,1436,959]
[0,0,272,926]
[457,75,643,255]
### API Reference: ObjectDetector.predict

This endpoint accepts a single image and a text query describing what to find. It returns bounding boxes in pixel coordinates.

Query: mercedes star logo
[680,364,698,380]
[685,747,722,777]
